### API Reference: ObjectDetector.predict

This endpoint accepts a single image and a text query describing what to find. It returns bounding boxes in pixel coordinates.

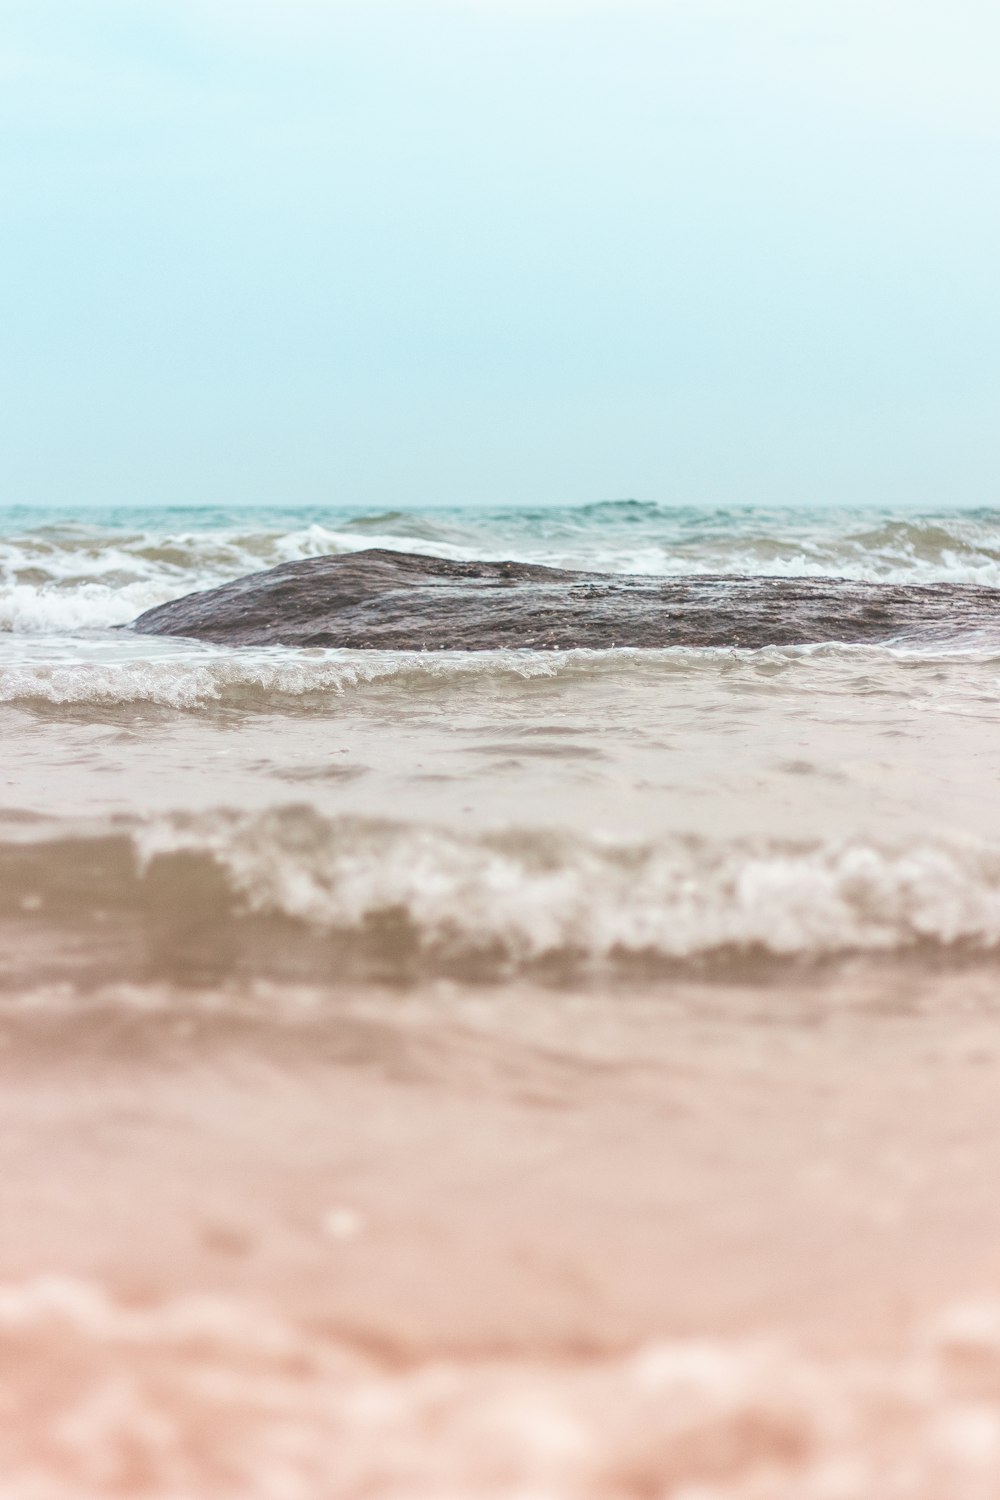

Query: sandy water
[6,502,1000,1496]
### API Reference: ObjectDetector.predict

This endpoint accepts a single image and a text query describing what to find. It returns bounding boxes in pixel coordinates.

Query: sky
[2,0,999,511]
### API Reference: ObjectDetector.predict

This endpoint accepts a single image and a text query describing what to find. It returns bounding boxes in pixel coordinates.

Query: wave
[4,1274,1000,1498]
[129,813,1000,963]
[3,640,974,712]
[0,521,474,632]
[9,809,1000,983]
[0,644,610,709]
[7,507,1000,633]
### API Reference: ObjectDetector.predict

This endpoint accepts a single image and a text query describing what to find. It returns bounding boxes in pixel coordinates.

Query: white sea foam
[11,808,1000,971]
[123,809,1000,965]
[0,523,477,633]
[0,645,581,708]
[0,580,178,633]
[4,636,1000,712]
[4,1274,1000,1499]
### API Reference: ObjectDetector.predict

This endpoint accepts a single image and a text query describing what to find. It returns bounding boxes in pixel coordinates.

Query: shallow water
[6,501,1000,1496]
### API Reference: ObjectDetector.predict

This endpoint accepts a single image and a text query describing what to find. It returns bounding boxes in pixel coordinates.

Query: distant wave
[9,809,1000,983]
[0,522,475,632]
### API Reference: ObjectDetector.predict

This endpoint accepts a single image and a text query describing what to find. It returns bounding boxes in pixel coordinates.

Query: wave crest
[137,811,1000,963]
[8,810,1000,983]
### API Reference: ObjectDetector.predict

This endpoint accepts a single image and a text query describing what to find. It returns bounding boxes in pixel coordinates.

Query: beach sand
[6,971,1000,1495]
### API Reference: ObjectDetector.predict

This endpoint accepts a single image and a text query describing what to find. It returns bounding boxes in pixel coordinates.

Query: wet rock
[129,548,1000,650]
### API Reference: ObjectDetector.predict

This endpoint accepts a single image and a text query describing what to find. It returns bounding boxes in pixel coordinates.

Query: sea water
[5,500,1000,1497]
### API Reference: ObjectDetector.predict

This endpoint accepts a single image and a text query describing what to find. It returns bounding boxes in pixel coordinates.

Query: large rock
[130,547,999,650]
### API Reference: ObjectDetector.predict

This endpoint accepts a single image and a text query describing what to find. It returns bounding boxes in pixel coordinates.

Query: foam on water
[9,809,1000,975]
[132,809,1000,963]
[4,1274,1000,1499]
[4,634,1000,712]
[0,643,582,708]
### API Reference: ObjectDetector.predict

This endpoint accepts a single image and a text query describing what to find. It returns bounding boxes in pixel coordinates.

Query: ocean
[6,499,1000,1497]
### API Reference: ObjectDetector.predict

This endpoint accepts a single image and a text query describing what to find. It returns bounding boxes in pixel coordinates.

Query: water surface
[5,501,1000,1497]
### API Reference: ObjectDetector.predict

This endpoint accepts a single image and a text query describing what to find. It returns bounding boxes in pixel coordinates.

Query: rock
[129,547,1000,650]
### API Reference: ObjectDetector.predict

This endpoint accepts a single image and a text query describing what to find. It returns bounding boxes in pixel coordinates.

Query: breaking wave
[4,637,1000,714]
[9,809,1000,983]
[0,643,625,710]
[5,1275,1000,1499]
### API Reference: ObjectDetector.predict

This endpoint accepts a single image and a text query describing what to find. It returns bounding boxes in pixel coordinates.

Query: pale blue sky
[3,0,999,510]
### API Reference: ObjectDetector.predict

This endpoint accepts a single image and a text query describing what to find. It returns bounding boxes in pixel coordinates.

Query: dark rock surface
[130,548,1000,650]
